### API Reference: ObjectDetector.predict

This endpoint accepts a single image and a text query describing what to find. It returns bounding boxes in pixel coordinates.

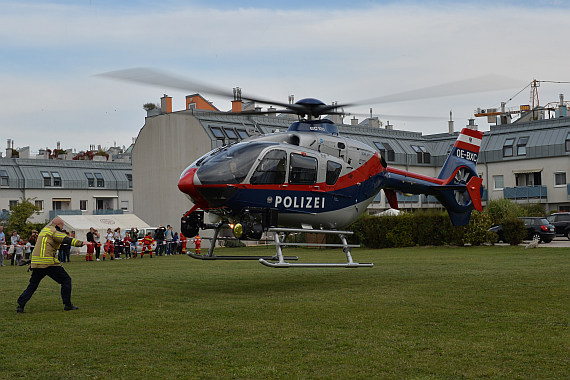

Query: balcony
[94,209,124,215]
[503,186,547,201]
[49,209,82,219]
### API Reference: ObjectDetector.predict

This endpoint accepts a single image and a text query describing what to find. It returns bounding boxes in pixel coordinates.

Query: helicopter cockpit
[195,141,278,185]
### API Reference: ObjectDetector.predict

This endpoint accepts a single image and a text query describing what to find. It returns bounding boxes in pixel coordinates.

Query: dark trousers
[17,266,72,307]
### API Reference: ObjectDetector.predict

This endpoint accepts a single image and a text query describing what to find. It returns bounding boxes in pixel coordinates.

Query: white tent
[58,214,152,251]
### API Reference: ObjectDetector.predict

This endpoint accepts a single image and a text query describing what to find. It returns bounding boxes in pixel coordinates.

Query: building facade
[0,158,133,223]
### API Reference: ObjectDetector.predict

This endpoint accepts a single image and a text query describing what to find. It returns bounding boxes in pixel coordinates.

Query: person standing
[154,225,166,256]
[93,229,101,261]
[113,227,123,259]
[10,230,21,266]
[0,226,5,267]
[16,217,85,313]
[165,225,174,255]
[86,227,97,262]
[128,228,139,258]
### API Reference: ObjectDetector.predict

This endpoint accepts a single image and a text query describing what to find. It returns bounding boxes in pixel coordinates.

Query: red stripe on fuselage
[386,167,446,185]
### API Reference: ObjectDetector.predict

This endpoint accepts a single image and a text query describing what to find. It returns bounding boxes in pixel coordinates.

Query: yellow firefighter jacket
[31,224,84,269]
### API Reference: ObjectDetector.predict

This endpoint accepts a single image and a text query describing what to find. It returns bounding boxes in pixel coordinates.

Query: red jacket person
[16,217,85,313]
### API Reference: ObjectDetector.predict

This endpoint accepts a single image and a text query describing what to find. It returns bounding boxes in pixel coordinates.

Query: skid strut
[187,224,298,261]
[259,227,373,268]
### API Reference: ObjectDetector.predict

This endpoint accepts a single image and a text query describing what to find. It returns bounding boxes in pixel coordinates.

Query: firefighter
[140,232,153,258]
[16,217,85,313]
[193,235,201,255]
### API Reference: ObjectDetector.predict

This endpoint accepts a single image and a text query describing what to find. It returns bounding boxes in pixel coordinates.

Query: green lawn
[1,246,568,379]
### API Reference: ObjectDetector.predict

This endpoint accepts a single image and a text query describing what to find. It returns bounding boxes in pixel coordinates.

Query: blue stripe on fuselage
[224,171,386,215]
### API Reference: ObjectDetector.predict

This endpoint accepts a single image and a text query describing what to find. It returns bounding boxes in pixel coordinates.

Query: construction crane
[474,79,569,122]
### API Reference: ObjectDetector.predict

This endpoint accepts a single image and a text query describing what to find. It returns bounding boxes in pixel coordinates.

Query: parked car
[489,217,556,243]
[546,212,570,240]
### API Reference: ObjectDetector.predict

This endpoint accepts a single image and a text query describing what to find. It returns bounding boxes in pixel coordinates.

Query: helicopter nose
[178,168,207,206]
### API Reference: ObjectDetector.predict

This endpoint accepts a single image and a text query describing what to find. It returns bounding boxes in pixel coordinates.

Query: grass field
[1,246,568,379]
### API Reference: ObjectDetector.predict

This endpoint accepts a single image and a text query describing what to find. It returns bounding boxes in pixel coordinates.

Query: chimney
[448,110,454,134]
[6,139,12,158]
[385,121,393,130]
[161,94,172,113]
[232,87,242,113]
[467,118,478,130]
[351,117,359,125]
[556,93,567,118]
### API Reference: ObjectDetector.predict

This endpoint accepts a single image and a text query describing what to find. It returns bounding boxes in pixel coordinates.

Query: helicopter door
[250,149,287,185]
[289,153,317,185]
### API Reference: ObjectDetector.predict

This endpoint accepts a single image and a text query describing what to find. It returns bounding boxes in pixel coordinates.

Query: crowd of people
[83,224,194,261]
[0,226,38,267]
[1,224,200,267]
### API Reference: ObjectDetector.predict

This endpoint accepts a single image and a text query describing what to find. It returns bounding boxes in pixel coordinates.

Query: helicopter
[99,69,507,267]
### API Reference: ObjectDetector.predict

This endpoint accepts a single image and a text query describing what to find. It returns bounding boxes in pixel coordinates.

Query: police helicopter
[100,69,509,267]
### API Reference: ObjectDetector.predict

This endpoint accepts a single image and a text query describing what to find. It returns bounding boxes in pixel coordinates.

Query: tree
[5,198,41,238]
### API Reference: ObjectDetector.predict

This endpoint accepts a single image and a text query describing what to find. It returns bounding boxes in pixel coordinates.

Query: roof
[0,158,132,190]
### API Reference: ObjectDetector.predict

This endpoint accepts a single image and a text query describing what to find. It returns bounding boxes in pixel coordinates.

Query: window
[517,136,529,156]
[503,138,515,157]
[565,132,570,152]
[120,200,129,210]
[555,172,567,186]
[85,173,94,187]
[126,173,132,188]
[41,171,51,186]
[224,128,238,141]
[411,145,423,163]
[210,126,225,139]
[94,173,104,187]
[80,200,88,211]
[289,153,317,185]
[411,145,430,164]
[0,170,8,186]
[250,150,287,185]
[35,200,44,211]
[236,129,249,139]
[515,172,541,186]
[51,171,61,187]
[375,142,395,161]
[326,161,342,185]
[493,175,504,190]
[9,200,18,210]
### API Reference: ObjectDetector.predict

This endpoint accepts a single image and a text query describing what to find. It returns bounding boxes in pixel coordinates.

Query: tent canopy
[59,214,152,243]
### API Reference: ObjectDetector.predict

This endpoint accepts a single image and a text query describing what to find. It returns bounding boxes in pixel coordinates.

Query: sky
[1,0,570,154]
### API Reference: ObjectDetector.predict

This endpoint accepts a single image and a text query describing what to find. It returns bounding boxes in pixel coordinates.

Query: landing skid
[259,227,373,268]
[188,253,298,261]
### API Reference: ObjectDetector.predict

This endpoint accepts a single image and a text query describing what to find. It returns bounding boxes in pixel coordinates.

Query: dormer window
[517,136,529,156]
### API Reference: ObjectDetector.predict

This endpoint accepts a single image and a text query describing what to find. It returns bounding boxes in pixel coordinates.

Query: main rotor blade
[96,67,293,108]
[343,74,524,107]
[347,112,446,121]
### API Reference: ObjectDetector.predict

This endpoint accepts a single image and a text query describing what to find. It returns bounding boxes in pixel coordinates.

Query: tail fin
[438,128,483,181]
[435,128,484,225]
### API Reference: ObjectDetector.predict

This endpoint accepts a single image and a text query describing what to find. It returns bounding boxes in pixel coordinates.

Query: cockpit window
[196,142,276,184]
[250,149,287,185]
[289,153,317,185]
[326,161,342,185]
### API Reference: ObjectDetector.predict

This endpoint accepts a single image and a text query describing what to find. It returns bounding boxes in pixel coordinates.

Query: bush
[501,217,526,246]
[463,211,494,246]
